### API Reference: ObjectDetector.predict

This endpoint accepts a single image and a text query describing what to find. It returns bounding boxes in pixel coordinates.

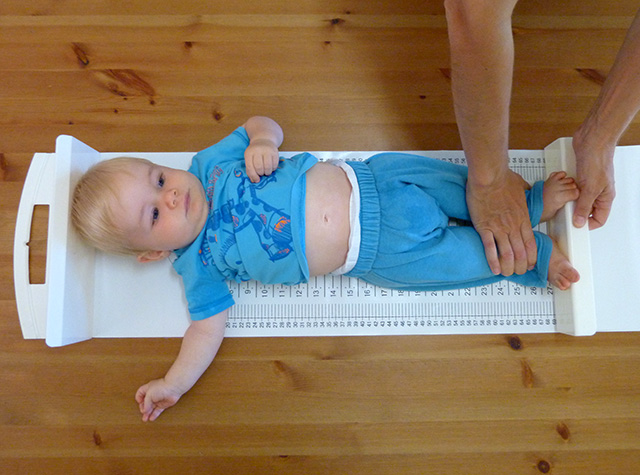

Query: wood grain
[2,1,640,473]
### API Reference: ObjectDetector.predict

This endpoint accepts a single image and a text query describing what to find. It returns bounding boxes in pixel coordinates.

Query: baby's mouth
[185,190,191,216]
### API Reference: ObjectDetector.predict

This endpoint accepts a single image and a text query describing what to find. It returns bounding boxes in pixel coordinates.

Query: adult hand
[467,169,536,276]
[572,134,616,230]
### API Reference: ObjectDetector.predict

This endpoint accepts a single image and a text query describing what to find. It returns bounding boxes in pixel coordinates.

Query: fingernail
[574,216,586,228]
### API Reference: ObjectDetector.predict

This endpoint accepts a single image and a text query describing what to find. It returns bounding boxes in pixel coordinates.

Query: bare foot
[548,239,580,290]
[540,171,580,222]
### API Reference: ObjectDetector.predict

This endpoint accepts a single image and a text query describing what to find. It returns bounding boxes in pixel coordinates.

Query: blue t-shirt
[172,127,317,320]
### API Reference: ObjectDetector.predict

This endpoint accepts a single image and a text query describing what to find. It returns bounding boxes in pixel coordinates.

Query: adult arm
[135,309,229,421]
[243,116,284,182]
[572,8,640,229]
[445,0,535,276]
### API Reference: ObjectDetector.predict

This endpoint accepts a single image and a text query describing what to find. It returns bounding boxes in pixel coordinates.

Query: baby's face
[111,161,208,253]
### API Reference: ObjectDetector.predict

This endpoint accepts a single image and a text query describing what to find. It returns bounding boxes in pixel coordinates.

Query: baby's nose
[165,188,178,208]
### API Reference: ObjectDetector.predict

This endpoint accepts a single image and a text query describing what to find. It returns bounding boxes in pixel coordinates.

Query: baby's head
[71,157,144,256]
[71,157,208,261]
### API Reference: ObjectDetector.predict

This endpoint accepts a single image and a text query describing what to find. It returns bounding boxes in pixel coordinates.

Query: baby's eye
[158,174,165,187]
[152,207,159,225]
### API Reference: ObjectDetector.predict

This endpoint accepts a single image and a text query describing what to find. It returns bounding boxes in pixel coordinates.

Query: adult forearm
[571,8,640,229]
[445,0,536,276]
[575,9,640,148]
[445,0,518,184]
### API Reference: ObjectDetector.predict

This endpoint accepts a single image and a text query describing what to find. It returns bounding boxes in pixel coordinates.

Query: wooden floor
[2,1,640,473]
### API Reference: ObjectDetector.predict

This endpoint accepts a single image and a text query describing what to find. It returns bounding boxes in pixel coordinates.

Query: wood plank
[4,388,639,428]
[2,452,640,475]
[3,120,640,155]
[5,348,640,397]
[0,69,607,101]
[0,14,635,45]
[2,419,640,456]
[0,96,609,128]
[0,30,630,71]
[1,0,638,17]
[0,0,445,16]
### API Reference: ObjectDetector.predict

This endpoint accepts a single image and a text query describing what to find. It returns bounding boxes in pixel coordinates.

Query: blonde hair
[71,157,152,256]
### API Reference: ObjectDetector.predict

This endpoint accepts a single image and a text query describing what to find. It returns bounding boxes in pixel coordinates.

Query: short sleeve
[189,127,250,177]
[172,237,235,320]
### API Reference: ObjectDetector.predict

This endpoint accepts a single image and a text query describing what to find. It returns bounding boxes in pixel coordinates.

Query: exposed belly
[304,162,352,276]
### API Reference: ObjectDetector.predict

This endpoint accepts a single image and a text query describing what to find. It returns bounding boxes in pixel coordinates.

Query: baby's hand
[244,138,280,183]
[135,378,183,422]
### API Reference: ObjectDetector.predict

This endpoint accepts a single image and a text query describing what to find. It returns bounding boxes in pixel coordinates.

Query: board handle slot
[28,205,49,284]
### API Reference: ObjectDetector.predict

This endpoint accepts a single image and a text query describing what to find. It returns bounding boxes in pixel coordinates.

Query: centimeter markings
[228,275,553,300]
[228,301,556,321]
[226,151,554,334]
[226,300,556,334]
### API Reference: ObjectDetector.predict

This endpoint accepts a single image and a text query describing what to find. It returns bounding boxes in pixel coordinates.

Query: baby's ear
[137,250,171,263]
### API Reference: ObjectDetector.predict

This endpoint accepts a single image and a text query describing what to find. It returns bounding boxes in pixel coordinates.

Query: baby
[72,116,580,421]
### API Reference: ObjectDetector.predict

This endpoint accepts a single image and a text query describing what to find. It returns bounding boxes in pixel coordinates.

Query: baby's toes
[565,186,580,200]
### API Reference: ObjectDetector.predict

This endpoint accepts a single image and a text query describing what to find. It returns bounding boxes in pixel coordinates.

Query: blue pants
[345,153,552,290]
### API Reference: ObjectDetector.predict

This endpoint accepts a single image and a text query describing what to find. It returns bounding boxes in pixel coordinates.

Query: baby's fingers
[264,152,279,175]
[135,384,149,407]
[147,406,166,422]
[245,155,261,183]
[141,393,154,418]
[247,153,279,182]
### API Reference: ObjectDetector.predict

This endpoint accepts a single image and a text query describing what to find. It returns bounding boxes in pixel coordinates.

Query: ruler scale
[225,150,556,337]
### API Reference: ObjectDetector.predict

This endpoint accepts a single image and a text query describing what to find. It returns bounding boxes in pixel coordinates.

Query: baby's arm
[135,309,228,422]
[243,116,284,183]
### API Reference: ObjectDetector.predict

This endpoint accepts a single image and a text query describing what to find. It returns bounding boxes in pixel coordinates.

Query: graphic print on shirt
[199,168,295,278]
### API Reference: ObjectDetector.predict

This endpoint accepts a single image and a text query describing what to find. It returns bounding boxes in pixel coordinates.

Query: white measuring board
[15,138,563,346]
[225,149,556,337]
